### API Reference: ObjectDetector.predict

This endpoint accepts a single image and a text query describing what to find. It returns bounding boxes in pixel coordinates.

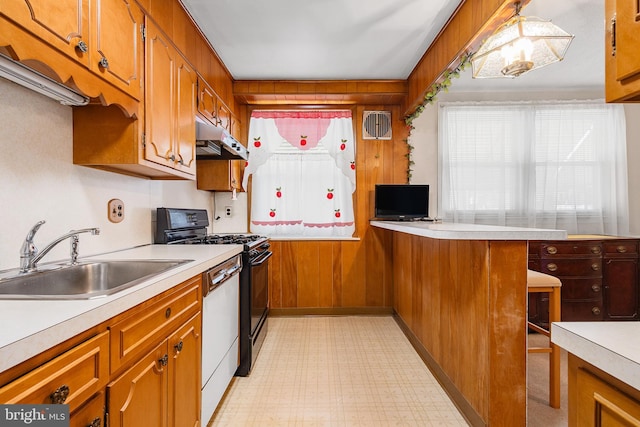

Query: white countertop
[370,220,567,240]
[0,244,243,372]
[552,322,640,391]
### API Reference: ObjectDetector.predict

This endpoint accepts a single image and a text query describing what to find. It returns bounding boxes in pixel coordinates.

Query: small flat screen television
[374,184,429,220]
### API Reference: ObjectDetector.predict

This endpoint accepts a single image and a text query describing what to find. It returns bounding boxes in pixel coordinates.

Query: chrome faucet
[20,221,100,273]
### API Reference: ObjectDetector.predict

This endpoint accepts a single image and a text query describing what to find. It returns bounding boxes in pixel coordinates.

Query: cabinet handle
[592,263,600,271]
[591,246,601,254]
[611,15,617,56]
[546,263,558,272]
[169,154,176,162]
[546,246,558,255]
[174,340,184,353]
[50,384,70,404]
[88,417,101,427]
[99,56,109,69]
[616,246,627,253]
[592,284,601,293]
[592,307,601,316]
[76,40,88,53]
[165,307,171,318]
[158,354,169,367]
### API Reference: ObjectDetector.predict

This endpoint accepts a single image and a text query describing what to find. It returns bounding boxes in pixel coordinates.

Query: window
[242,110,356,237]
[439,101,628,235]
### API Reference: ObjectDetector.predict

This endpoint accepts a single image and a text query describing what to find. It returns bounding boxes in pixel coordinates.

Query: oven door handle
[251,251,273,266]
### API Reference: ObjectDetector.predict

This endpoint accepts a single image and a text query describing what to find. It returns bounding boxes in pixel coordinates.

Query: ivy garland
[403,54,473,182]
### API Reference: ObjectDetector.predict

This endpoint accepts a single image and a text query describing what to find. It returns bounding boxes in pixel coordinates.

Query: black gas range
[155,207,271,377]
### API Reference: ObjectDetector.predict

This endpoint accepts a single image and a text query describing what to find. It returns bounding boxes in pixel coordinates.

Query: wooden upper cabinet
[0,0,91,67]
[144,20,196,176]
[605,0,640,101]
[217,102,231,130]
[91,0,143,99]
[197,77,218,125]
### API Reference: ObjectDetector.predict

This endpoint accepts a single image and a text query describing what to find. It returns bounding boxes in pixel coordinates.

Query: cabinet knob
[99,56,109,69]
[50,384,70,404]
[591,246,601,254]
[88,417,101,427]
[592,307,601,316]
[546,263,558,272]
[592,284,601,293]
[174,340,184,353]
[546,246,558,255]
[76,40,88,53]
[616,246,627,253]
[158,354,169,367]
[592,263,600,271]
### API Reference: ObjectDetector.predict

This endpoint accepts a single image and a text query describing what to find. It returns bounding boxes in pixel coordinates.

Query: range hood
[195,117,248,161]
[0,54,89,106]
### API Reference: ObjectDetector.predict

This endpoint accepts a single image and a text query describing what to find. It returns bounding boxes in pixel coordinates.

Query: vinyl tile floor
[209,316,567,426]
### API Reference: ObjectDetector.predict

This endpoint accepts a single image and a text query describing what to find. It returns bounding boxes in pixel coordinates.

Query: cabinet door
[145,20,174,167]
[196,160,243,192]
[70,391,104,427]
[107,341,168,427]
[0,0,90,67]
[197,78,218,125]
[92,0,143,99]
[217,103,231,130]
[576,368,640,426]
[174,56,196,175]
[614,0,640,82]
[603,257,639,320]
[169,314,201,427]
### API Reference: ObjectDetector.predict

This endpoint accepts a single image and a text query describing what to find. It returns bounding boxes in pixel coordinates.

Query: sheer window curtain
[439,101,628,235]
[242,110,356,237]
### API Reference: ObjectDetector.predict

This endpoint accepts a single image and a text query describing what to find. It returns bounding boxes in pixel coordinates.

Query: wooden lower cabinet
[107,312,201,427]
[569,354,640,426]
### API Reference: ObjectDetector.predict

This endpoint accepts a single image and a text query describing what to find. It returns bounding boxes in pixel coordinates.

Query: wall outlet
[108,198,124,223]
[225,206,232,217]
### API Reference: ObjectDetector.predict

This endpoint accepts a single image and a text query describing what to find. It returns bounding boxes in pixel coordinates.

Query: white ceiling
[180,0,604,91]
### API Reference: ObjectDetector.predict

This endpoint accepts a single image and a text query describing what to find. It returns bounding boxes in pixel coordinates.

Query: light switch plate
[108,198,124,223]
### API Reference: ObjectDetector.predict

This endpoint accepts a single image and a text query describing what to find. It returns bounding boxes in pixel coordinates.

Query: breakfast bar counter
[370,220,566,426]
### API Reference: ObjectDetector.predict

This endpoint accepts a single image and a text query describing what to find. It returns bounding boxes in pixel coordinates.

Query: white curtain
[243,110,356,237]
[439,101,628,235]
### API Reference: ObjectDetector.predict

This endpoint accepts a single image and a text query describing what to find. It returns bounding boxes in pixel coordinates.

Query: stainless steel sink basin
[0,259,192,299]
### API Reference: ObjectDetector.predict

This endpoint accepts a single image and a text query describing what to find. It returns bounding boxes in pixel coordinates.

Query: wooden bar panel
[392,233,527,426]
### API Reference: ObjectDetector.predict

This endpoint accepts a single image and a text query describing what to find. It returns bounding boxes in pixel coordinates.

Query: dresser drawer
[559,278,603,301]
[562,301,604,321]
[540,258,602,277]
[603,240,639,256]
[0,331,109,412]
[109,276,201,373]
[541,242,602,256]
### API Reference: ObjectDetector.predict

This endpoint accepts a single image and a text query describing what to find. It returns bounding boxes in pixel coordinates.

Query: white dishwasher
[201,254,241,425]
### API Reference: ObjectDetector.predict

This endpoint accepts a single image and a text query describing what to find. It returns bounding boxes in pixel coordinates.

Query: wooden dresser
[528,236,640,326]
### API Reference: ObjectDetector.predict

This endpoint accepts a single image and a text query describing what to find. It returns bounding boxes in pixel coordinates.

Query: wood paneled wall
[266,104,408,312]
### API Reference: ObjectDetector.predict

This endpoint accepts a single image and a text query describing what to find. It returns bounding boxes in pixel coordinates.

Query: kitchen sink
[0,259,192,299]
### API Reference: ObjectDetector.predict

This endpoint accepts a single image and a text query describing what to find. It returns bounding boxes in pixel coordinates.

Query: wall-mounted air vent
[362,111,392,140]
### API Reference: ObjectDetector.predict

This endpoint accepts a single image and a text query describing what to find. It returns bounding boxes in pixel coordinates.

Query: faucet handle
[25,220,46,243]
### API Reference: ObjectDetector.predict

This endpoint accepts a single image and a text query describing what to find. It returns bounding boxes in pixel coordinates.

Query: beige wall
[0,79,247,271]
[410,89,640,235]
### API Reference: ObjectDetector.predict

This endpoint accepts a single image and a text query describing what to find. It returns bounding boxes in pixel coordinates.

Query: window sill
[266,236,360,242]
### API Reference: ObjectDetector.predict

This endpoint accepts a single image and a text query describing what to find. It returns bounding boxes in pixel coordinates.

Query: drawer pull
[50,384,70,404]
[592,284,601,292]
[592,307,601,315]
[88,417,101,427]
[76,40,88,53]
[617,246,627,253]
[591,246,601,254]
[546,263,558,272]
[592,263,600,271]
[546,246,558,255]
[165,307,171,318]
[99,56,109,69]
[174,340,184,353]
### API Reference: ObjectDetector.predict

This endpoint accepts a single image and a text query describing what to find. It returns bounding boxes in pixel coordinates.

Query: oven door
[250,250,272,336]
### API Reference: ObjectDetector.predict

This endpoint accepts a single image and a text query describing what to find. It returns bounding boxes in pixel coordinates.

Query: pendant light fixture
[471,1,574,78]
